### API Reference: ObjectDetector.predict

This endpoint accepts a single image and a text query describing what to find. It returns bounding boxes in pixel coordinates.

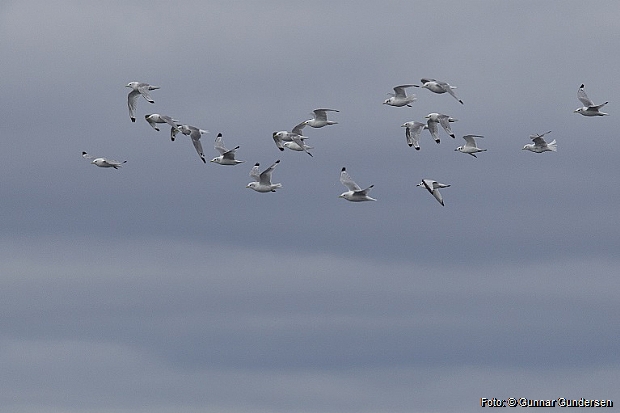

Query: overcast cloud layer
[1,1,619,412]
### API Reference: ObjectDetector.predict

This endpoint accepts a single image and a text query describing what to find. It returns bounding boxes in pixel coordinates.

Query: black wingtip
[415,147,420,150]
[275,159,281,164]
[407,143,413,147]
[131,118,136,122]
[217,133,222,137]
[341,167,346,172]
[278,148,284,151]
[580,84,585,88]
[254,162,260,166]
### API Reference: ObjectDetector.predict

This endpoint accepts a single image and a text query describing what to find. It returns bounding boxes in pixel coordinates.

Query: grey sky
[1,1,619,412]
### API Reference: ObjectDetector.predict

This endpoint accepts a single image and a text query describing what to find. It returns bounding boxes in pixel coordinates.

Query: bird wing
[127,90,140,119]
[222,146,240,160]
[81,151,95,160]
[462,134,483,147]
[259,160,280,185]
[438,115,454,136]
[393,84,415,97]
[427,119,440,141]
[291,121,307,136]
[291,135,313,156]
[577,84,594,107]
[249,163,261,181]
[214,133,228,155]
[137,83,155,102]
[340,167,361,191]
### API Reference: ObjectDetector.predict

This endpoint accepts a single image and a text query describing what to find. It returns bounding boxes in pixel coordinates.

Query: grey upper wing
[340,167,361,191]
[577,84,594,107]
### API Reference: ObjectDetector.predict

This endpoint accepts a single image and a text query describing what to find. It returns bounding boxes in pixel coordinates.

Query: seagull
[401,121,428,150]
[455,134,486,157]
[574,84,608,116]
[210,133,244,165]
[415,78,463,104]
[522,131,556,153]
[246,160,282,192]
[144,114,181,141]
[303,109,339,128]
[417,179,450,206]
[383,85,417,107]
[82,152,126,169]
[178,124,209,163]
[283,138,314,155]
[126,82,159,122]
[339,167,376,202]
[425,113,457,143]
[272,121,313,156]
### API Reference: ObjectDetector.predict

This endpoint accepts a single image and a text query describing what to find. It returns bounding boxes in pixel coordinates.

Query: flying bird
[144,114,181,141]
[178,124,209,163]
[417,179,450,206]
[415,78,463,104]
[82,152,126,169]
[282,138,314,155]
[246,160,282,192]
[522,131,557,153]
[455,134,486,157]
[303,109,339,128]
[425,113,457,143]
[210,133,244,165]
[126,82,159,122]
[401,121,428,150]
[272,121,313,156]
[574,84,608,116]
[383,85,417,107]
[339,167,376,202]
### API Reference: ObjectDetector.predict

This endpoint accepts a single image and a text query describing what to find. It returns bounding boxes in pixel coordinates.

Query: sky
[1,1,619,412]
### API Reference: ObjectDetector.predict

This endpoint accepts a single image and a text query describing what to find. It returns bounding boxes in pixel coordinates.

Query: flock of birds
[82,81,609,206]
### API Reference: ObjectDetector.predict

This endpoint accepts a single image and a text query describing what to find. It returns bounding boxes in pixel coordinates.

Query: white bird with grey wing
[126,81,159,122]
[246,160,282,192]
[425,113,457,143]
[415,78,463,104]
[522,131,556,153]
[272,121,313,157]
[455,135,486,157]
[339,167,376,202]
[210,133,244,165]
[178,124,209,163]
[401,121,428,150]
[417,179,450,206]
[574,84,608,116]
[303,108,339,128]
[383,85,417,107]
[82,152,127,169]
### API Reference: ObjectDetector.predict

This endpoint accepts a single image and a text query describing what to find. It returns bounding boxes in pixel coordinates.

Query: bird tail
[547,139,557,152]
